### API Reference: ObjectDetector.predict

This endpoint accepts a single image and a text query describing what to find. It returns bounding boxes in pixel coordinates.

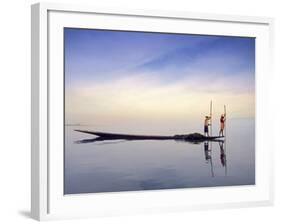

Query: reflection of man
[219,141,226,167]
[204,141,211,162]
[204,116,211,136]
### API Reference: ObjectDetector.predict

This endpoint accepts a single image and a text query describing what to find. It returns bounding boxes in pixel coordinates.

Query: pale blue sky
[64,28,255,125]
[65,28,254,87]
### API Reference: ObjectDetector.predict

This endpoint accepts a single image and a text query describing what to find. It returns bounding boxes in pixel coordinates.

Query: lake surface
[64,118,255,194]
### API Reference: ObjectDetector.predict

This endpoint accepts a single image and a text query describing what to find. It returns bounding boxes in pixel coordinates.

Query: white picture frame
[31,2,274,221]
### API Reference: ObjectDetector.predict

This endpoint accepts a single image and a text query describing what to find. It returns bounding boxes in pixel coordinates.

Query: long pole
[210,100,214,177]
[224,105,227,176]
[210,156,214,177]
[224,105,226,138]
[210,101,212,137]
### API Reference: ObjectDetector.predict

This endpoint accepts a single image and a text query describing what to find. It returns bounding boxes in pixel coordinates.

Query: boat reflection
[75,137,227,176]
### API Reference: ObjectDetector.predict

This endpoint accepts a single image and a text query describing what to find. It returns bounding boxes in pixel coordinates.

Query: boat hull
[75,130,224,142]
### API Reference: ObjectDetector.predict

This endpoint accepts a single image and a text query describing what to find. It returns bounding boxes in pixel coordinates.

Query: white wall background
[0,0,279,223]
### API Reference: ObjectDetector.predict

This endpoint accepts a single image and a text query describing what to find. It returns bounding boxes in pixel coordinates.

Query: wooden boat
[75,130,224,142]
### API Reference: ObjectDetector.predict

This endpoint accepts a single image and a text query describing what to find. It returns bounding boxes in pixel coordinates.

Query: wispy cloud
[64,28,255,126]
[65,73,254,126]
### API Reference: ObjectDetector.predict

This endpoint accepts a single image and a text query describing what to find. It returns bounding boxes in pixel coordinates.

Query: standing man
[204,116,211,137]
[219,113,226,136]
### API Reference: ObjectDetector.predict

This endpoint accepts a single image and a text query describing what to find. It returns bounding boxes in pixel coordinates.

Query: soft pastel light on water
[64,118,255,194]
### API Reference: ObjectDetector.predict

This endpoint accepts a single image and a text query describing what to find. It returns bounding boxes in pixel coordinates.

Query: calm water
[64,118,255,194]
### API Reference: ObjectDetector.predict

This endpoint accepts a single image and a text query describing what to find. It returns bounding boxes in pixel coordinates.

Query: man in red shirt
[219,114,226,136]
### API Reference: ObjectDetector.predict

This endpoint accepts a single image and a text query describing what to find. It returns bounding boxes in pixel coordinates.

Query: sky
[64,28,255,130]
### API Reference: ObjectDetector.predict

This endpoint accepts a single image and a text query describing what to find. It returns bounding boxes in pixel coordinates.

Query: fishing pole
[224,105,227,176]
[210,100,214,177]
[210,100,212,137]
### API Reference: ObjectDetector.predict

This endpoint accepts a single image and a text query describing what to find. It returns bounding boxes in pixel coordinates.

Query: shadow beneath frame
[18,210,32,219]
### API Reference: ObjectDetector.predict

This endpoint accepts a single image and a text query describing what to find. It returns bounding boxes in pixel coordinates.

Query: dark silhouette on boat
[75,129,224,144]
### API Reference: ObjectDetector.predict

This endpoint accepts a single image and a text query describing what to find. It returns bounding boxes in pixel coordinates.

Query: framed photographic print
[31,2,274,221]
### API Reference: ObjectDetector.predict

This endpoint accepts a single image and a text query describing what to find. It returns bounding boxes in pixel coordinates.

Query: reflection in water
[203,141,227,177]
[204,141,211,161]
[65,119,255,194]
[219,141,227,176]
[76,136,227,178]
[76,138,128,145]
[204,141,214,177]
